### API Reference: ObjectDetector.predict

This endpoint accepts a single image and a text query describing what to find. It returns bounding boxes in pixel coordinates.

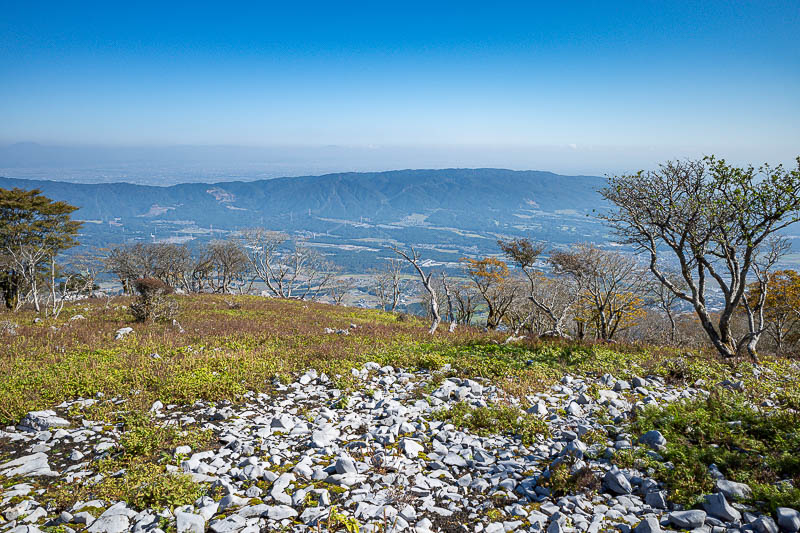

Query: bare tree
[43,255,74,318]
[451,280,479,326]
[280,243,335,300]
[440,272,458,332]
[739,238,790,359]
[601,157,800,360]
[151,244,194,292]
[373,258,406,312]
[463,257,516,329]
[747,269,800,356]
[239,228,289,296]
[205,239,252,294]
[105,243,156,293]
[68,247,106,297]
[498,238,579,337]
[329,272,358,306]
[6,245,87,317]
[189,253,215,293]
[5,243,49,312]
[551,244,648,341]
[392,246,440,334]
[499,277,535,335]
[648,268,686,345]
[239,229,333,300]
[105,242,250,295]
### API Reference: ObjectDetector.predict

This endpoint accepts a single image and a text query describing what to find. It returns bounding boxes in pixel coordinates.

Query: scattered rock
[669,510,708,529]
[715,479,753,501]
[18,411,70,432]
[268,505,298,520]
[777,508,800,533]
[753,516,779,533]
[604,468,632,495]
[703,492,741,522]
[176,511,205,533]
[400,438,424,458]
[0,452,58,477]
[0,361,729,532]
[639,430,667,449]
[87,514,129,533]
[634,516,663,533]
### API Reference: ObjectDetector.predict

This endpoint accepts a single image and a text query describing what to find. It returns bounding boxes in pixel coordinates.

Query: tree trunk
[745,335,760,364]
[441,272,456,332]
[694,303,737,358]
[428,290,440,335]
[666,310,676,344]
[2,273,20,310]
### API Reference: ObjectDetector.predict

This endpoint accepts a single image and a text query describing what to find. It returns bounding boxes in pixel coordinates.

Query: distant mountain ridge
[0,168,609,268]
[0,168,604,222]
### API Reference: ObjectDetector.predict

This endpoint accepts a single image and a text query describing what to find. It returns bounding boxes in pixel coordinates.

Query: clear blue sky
[1,1,798,168]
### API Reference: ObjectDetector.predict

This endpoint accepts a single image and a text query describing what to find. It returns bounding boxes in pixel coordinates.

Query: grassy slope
[0,294,651,423]
[1,294,799,510]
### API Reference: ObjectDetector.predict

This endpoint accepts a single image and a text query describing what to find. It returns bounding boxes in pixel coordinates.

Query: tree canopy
[600,156,800,360]
[0,187,81,251]
[0,188,82,309]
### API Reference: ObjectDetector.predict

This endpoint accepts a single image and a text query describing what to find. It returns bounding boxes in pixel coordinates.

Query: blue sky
[1,1,798,171]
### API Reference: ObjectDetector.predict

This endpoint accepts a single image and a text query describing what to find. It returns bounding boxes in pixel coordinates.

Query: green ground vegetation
[630,389,800,511]
[1,294,799,509]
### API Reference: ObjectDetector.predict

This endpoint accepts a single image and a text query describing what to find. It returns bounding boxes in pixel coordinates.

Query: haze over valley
[0,169,609,272]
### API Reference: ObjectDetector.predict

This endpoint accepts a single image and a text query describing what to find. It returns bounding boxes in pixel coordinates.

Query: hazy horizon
[2,141,798,186]
[2,1,798,180]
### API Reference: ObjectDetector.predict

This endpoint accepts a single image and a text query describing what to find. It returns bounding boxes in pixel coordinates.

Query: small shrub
[332,394,350,409]
[434,402,550,444]
[93,462,204,510]
[324,506,360,533]
[581,428,608,446]
[544,459,600,497]
[486,508,505,521]
[46,412,213,512]
[130,278,178,322]
[416,352,446,371]
[223,299,242,310]
[118,412,214,459]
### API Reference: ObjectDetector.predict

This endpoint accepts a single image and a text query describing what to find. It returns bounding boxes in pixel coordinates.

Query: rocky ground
[2,362,799,533]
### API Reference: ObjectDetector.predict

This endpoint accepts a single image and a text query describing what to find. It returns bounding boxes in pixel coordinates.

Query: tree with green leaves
[0,188,82,311]
[600,157,800,361]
